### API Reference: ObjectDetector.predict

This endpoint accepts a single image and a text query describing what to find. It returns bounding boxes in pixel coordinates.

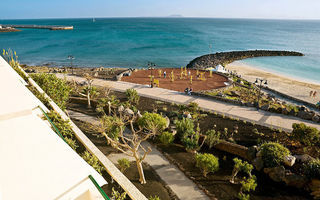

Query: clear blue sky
[1,0,320,20]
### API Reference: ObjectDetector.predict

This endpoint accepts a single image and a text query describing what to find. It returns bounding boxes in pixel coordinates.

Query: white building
[0,56,108,200]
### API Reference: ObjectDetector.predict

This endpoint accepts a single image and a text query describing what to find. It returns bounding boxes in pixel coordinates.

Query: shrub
[137,112,167,134]
[174,118,194,138]
[148,196,160,200]
[205,129,220,148]
[125,88,140,105]
[231,158,253,183]
[46,111,74,138]
[259,142,290,168]
[304,159,320,179]
[195,153,219,177]
[292,123,320,146]
[31,73,71,110]
[159,131,174,145]
[238,176,257,200]
[64,137,79,150]
[111,187,127,200]
[117,158,131,173]
[81,151,104,175]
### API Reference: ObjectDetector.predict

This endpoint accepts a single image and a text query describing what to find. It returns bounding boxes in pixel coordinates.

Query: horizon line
[1,16,320,21]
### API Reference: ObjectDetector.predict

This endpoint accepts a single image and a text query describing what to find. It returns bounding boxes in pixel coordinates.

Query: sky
[1,0,320,20]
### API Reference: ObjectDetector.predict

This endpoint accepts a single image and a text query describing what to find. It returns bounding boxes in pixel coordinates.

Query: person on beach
[188,70,191,76]
[163,71,167,78]
[313,91,317,98]
[310,90,314,97]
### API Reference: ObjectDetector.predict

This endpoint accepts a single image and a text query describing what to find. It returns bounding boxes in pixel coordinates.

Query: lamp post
[67,55,75,75]
[254,78,268,110]
[148,62,156,88]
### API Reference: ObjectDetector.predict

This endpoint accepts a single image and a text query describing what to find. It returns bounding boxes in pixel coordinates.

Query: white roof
[0,56,107,200]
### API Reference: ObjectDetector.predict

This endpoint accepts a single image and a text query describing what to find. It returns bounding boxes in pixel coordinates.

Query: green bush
[117,158,131,173]
[159,131,174,145]
[125,88,140,105]
[174,118,194,138]
[111,187,127,200]
[31,73,71,110]
[205,129,220,148]
[64,137,79,150]
[82,151,104,175]
[137,112,167,134]
[195,153,219,177]
[292,123,320,146]
[100,115,124,140]
[148,196,160,200]
[259,142,290,168]
[46,111,74,138]
[304,159,320,179]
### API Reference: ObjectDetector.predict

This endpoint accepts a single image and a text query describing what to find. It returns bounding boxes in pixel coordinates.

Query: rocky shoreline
[186,50,304,69]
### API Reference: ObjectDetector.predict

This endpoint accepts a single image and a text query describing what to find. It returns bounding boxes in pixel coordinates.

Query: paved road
[59,74,320,132]
[68,110,211,200]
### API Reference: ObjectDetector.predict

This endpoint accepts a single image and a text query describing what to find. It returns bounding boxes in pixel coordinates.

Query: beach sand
[226,62,320,104]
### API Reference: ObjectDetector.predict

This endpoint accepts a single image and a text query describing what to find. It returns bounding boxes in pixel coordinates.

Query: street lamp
[148,62,156,88]
[254,78,268,110]
[67,55,75,75]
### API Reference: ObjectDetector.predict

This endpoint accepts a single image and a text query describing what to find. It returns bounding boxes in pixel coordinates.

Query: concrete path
[68,109,210,200]
[59,74,320,132]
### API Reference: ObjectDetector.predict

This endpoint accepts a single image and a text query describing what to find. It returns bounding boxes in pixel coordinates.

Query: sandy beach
[226,61,320,104]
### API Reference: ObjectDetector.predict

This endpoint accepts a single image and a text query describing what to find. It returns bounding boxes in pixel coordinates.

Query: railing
[89,175,111,200]
[38,106,67,142]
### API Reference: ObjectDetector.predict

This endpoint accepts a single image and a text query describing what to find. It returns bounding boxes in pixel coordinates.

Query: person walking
[163,71,167,78]
[310,90,314,97]
[313,91,317,98]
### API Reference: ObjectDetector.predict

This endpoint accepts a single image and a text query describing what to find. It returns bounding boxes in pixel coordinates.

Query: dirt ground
[121,68,229,92]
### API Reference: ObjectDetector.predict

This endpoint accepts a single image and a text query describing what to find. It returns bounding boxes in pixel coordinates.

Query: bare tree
[98,108,167,184]
[73,73,99,108]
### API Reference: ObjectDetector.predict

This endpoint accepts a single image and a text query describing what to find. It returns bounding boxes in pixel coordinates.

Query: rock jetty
[186,50,304,69]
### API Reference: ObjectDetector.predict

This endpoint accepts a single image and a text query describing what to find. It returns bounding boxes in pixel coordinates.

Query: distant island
[168,14,183,18]
[187,50,304,69]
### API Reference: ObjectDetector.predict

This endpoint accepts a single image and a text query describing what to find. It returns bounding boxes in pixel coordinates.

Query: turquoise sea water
[0,18,320,83]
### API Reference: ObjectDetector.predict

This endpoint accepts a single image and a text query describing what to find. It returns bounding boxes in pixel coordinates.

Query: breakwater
[1,24,73,30]
[186,50,304,69]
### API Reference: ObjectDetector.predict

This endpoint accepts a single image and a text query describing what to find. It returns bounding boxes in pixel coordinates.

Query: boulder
[124,108,134,116]
[264,166,285,182]
[297,110,313,120]
[261,104,270,111]
[283,155,296,167]
[283,173,308,188]
[312,115,320,123]
[94,72,99,77]
[294,154,315,163]
[252,157,264,171]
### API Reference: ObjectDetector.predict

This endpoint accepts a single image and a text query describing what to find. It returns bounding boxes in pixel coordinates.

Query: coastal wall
[186,50,304,69]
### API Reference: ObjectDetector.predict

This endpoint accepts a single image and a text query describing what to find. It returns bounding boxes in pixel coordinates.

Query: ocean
[0,18,320,83]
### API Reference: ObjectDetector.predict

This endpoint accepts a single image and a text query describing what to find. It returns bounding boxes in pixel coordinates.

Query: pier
[1,24,73,30]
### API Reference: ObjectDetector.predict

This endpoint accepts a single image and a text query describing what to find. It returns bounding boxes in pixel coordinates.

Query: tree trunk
[87,92,91,108]
[136,160,146,184]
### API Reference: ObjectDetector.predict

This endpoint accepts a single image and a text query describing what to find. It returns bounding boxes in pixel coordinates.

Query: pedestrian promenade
[59,74,320,132]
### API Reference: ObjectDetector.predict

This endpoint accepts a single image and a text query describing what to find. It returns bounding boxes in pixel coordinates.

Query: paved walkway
[59,74,320,132]
[68,110,210,200]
